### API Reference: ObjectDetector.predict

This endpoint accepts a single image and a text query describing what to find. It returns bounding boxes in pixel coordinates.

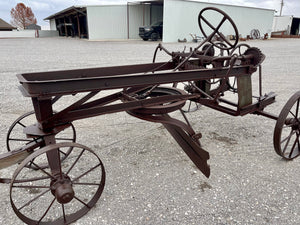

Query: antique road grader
[0,7,299,225]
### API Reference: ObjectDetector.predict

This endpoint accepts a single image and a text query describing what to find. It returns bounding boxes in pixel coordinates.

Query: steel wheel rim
[6,111,76,169]
[274,91,300,159]
[10,142,105,225]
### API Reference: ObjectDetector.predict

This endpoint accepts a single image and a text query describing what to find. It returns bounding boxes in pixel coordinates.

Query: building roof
[0,18,16,30]
[26,24,41,30]
[44,1,164,20]
[44,6,87,20]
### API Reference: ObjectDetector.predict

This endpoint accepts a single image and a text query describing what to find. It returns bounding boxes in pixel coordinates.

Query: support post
[77,13,81,38]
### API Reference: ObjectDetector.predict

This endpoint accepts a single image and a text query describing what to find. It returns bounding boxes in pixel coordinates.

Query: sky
[0,0,299,30]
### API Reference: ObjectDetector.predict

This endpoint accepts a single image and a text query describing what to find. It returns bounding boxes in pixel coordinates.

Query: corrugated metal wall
[50,19,56,30]
[128,4,151,39]
[87,5,128,40]
[272,16,293,34]
[163,0,274,42]
[87,4,153,40]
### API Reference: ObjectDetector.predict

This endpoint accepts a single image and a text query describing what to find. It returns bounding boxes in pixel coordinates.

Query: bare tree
[11,3,37,29]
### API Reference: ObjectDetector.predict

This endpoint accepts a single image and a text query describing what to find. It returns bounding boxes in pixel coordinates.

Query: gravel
[0,37,299,225]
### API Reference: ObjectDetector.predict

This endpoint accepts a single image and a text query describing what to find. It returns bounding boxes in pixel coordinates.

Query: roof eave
[44,6,86,21]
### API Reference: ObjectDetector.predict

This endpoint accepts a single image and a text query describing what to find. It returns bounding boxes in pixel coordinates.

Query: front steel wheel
[274,91,300,159]
[10,142,105,225]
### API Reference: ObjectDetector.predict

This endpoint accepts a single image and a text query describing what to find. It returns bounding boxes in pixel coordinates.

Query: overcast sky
[0,0,299,29]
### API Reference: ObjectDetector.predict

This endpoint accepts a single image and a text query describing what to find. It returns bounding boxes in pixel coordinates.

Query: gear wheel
[243,47,265,66]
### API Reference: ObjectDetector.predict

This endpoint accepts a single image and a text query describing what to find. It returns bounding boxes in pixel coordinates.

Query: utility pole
[280,0,284,16]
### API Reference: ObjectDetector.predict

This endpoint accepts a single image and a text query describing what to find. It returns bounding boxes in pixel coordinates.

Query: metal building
[45,0,274,42]
[272,15,300,36]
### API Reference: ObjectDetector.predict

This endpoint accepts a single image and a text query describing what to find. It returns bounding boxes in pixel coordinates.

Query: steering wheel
[198,7,239,50]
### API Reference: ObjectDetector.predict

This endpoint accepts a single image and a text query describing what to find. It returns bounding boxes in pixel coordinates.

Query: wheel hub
[286,118,300,131]
[51,174,74,204]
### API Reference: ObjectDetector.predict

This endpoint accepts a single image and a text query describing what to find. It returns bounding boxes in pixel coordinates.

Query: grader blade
[0,140,43,170]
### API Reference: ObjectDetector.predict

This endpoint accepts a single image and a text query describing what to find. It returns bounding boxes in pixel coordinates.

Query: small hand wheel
[198,7,239,50]
[273,91,300,159]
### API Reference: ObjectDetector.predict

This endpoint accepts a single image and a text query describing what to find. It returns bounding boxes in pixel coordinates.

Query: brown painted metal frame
[12,55,276,177]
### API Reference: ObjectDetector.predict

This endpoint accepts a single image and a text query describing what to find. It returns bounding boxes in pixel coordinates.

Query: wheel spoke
[9,138,33,142]
[295,99,299,118]
[66,149,85,175]
[281,130,294,154]
[283,124,293,129]
[73,163,101,182]
[281,130,295,144]
[289,99,299,119]
[17,121,26,128]
[31,161,56,180]
[288,133,299,158]
[73,195,90,208]
[18,188,51,211]
[213,16,227,37]
[187,101,192,111]
[200,15,216,32]
[217,31,233,47]
[38,197,56,223]
[13,176,49,183]
[73,182,100,186]
[12,184,50,189]
[62,203,66,223]
[59,149,67,156]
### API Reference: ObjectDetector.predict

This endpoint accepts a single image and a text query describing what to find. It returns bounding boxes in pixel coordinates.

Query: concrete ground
[0,37,299,225]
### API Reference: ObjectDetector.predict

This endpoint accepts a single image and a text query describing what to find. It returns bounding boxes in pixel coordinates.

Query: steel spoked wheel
[6,111,76,168]
[10,142,105,225]
[274,91,300,160]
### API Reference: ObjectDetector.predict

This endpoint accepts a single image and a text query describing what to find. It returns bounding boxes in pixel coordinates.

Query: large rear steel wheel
[274,91,300,159]
[10,142,105,225]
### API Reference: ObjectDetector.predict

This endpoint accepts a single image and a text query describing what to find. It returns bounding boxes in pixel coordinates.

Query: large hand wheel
[274,91,300,159]
[198,7,239,50]
[6,111,76,169]
[10,142,105,225]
